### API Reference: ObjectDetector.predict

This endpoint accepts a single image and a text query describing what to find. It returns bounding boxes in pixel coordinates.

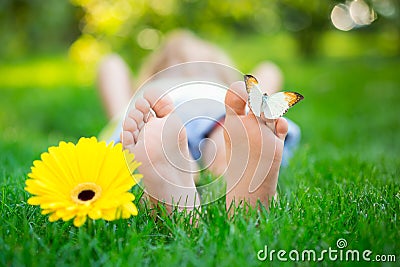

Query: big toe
[225,81,248,116]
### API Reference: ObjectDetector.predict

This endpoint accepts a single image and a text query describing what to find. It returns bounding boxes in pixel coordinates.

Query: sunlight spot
[331,4,355,31]
[331,1,377,31]
[349,0,376,26]
[137,28,162,50]
[148,0,175,16]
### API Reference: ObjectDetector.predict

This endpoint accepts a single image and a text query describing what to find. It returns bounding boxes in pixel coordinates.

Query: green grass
[1,53,399,266]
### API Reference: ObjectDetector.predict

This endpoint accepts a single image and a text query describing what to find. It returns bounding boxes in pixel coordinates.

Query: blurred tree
[67,0,350,64]
[68,0,268,67]
[277,0,334,57]
[0,0,80,60]
[369,0,400,55]
[1,0,398,63]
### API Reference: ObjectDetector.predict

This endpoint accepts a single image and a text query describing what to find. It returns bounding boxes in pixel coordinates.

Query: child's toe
[275,117,288,141]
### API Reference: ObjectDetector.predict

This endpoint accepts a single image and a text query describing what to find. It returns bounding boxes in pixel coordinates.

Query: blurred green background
[1,0,399,145]
[1,0,399,84]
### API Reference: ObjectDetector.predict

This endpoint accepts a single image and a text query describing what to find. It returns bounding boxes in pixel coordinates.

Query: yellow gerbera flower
[25,137,142,227]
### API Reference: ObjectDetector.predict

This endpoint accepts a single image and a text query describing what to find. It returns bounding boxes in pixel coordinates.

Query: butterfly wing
[263,92,304,119]
[244,75,263,117]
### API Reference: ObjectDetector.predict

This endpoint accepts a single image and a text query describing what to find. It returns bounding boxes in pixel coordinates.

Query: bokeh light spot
[349,0,376,26]
[331,4,355,31]
[331,0,377,31]
[137,28,162,50]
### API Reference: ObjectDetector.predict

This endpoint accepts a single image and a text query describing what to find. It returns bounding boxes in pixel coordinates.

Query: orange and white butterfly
[244,74,304,119]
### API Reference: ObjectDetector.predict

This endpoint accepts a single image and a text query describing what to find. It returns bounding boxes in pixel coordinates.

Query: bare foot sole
[122,89,200,212]
[224,81,288,208]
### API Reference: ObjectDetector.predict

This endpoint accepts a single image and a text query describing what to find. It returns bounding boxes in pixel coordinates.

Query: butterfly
[244,74,304,119]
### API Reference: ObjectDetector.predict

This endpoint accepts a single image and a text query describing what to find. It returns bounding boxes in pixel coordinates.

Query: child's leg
[97,54,134,119]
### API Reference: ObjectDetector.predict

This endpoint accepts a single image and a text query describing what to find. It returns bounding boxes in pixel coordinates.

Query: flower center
[78,190,95,201]
[71,182,102,204]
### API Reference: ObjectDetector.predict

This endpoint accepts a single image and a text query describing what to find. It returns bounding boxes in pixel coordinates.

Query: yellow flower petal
[122,202,138,217]
[101,208,120,221]
[88,208,102,220]
[27,196,42,205]
[132,173,143,185]
[41,209,52,215]
[73,216,87,227]
[49,213,60,222]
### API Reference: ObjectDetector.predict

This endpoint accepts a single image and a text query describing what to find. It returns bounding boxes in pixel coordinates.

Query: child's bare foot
[122,89,200,211]
[224,81,288,208]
